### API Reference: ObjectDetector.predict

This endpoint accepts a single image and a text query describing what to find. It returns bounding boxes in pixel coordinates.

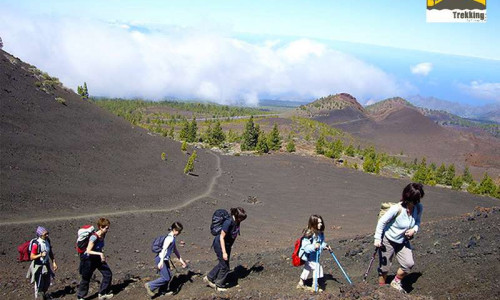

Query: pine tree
[412,162,428,184]
[436,163,447,184]
[256,131,269,154]
[315,136,325,155]
[286,139,296,152]
[83,82,89,99]
[451,176,463,190]
[363,155,377,173]
[445,164,456,186]
[169,126,175,139]
[268,123,281,151]
[332,139,344,159]
[467,180,478,194]
[204,123,213,145]
[179,120,190,141]
[181,141,187,152]
[345,144,355,157]
[211,120,225,146]
[241,116,259,151]
[462,166,473,184]
[426,168,437,186]
[188,118,198,142]
[184,150,197,174]
[478,173,496,196]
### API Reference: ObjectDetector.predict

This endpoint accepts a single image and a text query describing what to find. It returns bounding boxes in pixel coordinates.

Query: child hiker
[27,226,58,299]
[145,222,187,297]
[77,218,113,300]
[297,215,331,292]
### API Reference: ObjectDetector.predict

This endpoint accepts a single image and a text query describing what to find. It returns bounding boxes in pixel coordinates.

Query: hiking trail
[0,151,222,226]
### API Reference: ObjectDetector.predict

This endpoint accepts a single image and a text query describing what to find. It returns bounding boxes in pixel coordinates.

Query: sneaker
[98,293,114,300]
[216,286,228,292]
[144,283,155,297]
[203,276,217,289]
[296,281,305,289]
[390,279,406,294]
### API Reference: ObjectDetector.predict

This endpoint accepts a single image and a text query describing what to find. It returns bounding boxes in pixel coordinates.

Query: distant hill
[408,95,500,123]
[294,93,365,117]
[0,50,216,221]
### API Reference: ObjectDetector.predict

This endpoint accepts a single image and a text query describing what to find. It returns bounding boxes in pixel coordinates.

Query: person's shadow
[48,285,76,299]
[225,263,264,288]
[402,272,422,293]
[155,270,202,297]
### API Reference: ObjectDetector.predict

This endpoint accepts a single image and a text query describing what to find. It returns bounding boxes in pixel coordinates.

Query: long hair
[307,214,325,235]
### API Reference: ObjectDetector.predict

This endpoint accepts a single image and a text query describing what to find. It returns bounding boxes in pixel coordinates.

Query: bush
[184,150,197,174]
[161,152,166,161]
[286,140,296,152]
[55,97,66,105]
[181,141,187,152]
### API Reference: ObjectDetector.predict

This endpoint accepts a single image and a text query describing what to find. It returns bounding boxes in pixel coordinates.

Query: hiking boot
[144,283,155,297]
[98,293,114,300]
[390,279,407,294]
[203,276,217,289]
[296,280,305,289]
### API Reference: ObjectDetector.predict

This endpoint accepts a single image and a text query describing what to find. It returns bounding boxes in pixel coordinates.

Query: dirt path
[0,151,222,226]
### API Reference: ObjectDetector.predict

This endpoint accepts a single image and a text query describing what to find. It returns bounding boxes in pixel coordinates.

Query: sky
[0,0,499,106]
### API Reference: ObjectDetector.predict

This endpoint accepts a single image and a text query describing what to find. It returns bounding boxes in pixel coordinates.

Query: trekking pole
[314,247,321,292]
[329,250,353,285]
[363,248,378,282]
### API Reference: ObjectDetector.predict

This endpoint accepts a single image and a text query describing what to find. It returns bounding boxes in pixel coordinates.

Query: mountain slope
[0,50,216,221]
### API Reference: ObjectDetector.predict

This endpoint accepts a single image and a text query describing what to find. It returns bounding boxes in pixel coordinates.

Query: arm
[374,205,400,245]
[302,237,316,253]
[48,239,58,271]
[173,243,187,268]
[158,236,173,269]
[30,243,45,260]
[406,204,423,238]
[85,236,105,262]
[220,230,228,261]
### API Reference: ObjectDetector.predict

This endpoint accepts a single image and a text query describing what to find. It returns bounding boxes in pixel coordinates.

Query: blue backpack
[151,235,167,254]
[210,209,231,236]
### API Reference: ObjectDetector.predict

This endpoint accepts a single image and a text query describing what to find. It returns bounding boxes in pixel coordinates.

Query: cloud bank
[0,11,410,105]
[459,81,500,102]
[410,62,433,76]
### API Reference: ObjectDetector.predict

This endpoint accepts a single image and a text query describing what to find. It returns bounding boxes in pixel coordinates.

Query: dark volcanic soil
[1,50,500,299]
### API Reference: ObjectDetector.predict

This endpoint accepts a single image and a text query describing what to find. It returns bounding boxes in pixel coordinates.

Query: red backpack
[17,239,38,262]
[291,236,311,267]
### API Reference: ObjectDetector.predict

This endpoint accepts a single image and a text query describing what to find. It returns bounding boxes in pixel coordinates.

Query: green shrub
[181,141,187,152]
[184,150,197,174]
[286,140,296,152]
[55,97,66,105]
[161,152,166,161]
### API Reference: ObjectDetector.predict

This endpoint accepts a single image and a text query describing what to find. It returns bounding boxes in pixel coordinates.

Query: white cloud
[410,62,433,76]
[459,81,500,102]
[0,10,411,105]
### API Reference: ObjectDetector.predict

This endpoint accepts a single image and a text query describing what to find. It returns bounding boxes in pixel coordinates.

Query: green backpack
[377,202,403,221]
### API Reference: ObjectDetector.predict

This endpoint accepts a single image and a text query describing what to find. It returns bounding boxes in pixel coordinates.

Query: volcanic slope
[298,95,500,178]
[0,50,217,222]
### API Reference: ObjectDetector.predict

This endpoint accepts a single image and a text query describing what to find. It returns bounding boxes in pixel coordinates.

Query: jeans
[207,241,231,287]
[147,256,172,291]
[77,256,112,298]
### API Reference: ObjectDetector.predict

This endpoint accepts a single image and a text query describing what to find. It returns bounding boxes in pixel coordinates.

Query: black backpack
[210,209,231,236]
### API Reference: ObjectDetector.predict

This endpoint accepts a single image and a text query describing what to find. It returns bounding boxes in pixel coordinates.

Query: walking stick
[314,247,320,292]
[329,250,353,285]
[363,248,378,282]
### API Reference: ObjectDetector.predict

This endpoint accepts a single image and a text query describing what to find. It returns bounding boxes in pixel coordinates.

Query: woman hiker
[27,226,58,299]
[204,207,247,291]
[374,182,424,293]
[77,218,113,300]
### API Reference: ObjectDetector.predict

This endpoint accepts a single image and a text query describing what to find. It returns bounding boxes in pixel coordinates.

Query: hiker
[144,222,187,297]
[374,183,424,293]
[26,226,58,299]
[77,218,113,300]
[204,207,247,291]
[297,215,331,291]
